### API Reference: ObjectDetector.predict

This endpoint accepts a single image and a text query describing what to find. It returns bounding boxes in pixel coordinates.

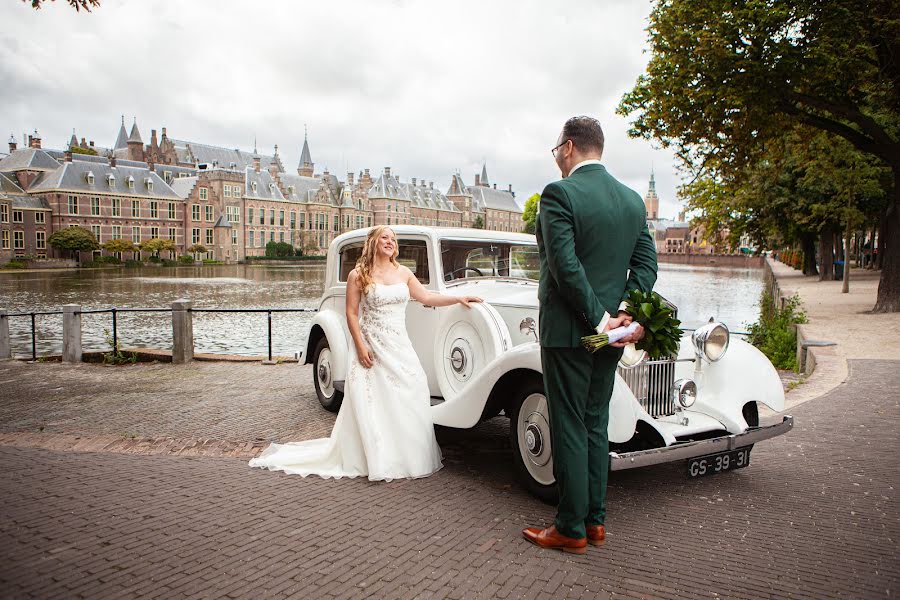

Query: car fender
[675,336,785,433]
[304,309,350,382]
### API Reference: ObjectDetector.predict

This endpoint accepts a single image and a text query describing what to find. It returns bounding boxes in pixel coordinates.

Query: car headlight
[692,322,730,362]
[672,378,697,408]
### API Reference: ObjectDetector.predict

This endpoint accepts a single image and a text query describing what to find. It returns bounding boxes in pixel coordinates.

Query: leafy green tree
[70,146,98,156]
[139,238,176,259]
[265,241,295,258]
[187,244,208,256]
[102,239,137,254]
[618,0,900,312]
[472,216,485,230]
[48,226,98,260]
[522,193,539,234]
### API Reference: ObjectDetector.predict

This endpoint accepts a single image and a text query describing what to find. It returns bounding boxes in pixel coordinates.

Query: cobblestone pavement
[0,359,898,599]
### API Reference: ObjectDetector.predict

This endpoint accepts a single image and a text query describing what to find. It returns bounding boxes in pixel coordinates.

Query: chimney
[7,136,16,153]
[429,181,434,189]
[253,156,261,173]
[148,160,155,172]
[80,137,87,148]
[508,183,512,192]
[384,166,391,178]
[475,174,481,186]
[493,183,497,189]
[29,129,41,149]
[411,177,417,186]
[89,140,95,148]
[108,155,116,168]
[150,129,158,148]
[364,168,370,176]
[161,127,167,138]
[63,150,73,162]
[347,172,354,185]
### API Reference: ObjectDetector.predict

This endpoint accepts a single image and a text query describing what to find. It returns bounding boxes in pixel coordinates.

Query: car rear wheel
[509,375,558,504]
[313,337,343,413]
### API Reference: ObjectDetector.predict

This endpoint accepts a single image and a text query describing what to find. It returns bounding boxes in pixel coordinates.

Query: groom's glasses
[551,140,570,157]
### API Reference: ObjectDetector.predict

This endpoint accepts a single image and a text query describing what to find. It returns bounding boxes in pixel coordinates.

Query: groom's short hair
[562,116,604,156]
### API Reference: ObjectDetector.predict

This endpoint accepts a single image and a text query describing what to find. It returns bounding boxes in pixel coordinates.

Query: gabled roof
[169,176,198,199]
[368,172,410,201]
[467,185,522,214]
[11,196,51,210]
[29,161,181,199]
[213,214,231,228]
[244,167,285,201]
[0,148,61,173]
[446,173,471,197]
[170,139,280,172]
[279,173,320,203]
[0,172,25,194]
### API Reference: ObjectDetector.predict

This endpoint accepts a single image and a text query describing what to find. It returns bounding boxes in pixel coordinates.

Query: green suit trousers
[541,345,621,539]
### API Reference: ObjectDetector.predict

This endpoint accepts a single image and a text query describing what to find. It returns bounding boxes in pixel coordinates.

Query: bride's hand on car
[356,343,375,368]
[457,296,483,308]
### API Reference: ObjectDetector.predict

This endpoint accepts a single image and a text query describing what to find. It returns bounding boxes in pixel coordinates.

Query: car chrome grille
[618,359,677,417]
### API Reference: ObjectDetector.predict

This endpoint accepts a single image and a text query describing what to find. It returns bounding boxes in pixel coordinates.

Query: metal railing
[1,304,317,362]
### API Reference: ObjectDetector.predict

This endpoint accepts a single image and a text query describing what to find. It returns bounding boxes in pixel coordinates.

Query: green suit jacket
[536,163,658,348]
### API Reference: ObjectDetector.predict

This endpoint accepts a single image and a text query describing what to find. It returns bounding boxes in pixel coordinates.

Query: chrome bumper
[609,415,794,471]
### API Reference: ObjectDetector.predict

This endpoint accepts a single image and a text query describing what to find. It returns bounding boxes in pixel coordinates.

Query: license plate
[687,447,751,477]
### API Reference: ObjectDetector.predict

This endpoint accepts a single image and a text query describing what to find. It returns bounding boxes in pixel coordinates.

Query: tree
[472,216,485,230]
[187,244,208,256]
[25,0,100,10]
[70,146,98,156]
[102,239,137,254]
[522,193,539,234]
[265,241,295,258]
[139,238,176,258]
[48,226,98,260]
[618,0,900,312]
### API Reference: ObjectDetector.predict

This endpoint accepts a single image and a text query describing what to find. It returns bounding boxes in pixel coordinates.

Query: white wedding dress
[249,282,443,481]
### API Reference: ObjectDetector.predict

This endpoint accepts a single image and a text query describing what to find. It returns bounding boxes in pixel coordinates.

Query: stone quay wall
[658,253,763,268]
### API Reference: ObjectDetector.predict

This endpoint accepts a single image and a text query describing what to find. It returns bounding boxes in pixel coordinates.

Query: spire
[649,166,656,193]
[69,129,78,149]
[127,117,143,144]
[480,162,489,187]
[253,135,258,156]
[114,115,128,149]
[298,127,314,177]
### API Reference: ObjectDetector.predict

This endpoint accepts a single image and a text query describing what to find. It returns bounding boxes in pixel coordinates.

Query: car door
[397,237,442,396]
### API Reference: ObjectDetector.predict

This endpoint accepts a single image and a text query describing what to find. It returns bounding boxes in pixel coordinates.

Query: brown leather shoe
[522,525,587,554]
[586,524,606,546]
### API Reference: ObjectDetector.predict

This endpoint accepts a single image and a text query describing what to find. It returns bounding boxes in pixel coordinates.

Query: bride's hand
[356,343,375,368]
[457,296,483,309]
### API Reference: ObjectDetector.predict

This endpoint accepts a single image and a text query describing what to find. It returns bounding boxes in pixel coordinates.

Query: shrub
[2,260,27,269]
[746,292,808,371]
[123,259,143,268]
[161,259,178,267]
[148,256,162,263]
[177,254,196,264]
[265,241,295,258]
[202,259,224,265]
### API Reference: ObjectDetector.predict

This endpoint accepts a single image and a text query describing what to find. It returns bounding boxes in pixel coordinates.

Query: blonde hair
[355,226,399,294]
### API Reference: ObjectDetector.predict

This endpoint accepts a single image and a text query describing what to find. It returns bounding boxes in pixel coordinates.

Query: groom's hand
[609,310,644,347]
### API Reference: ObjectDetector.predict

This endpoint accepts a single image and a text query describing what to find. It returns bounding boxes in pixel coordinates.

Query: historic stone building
[0,117,526,263]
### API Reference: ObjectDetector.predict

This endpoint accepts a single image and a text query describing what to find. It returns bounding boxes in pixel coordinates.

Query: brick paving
[0,359,897,599]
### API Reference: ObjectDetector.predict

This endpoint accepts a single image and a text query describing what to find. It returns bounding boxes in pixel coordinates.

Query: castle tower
[298,128,314,177]
[644,169,659,220]
[113,115,128,151]
[480,162,490,187]
[127,118,144,161]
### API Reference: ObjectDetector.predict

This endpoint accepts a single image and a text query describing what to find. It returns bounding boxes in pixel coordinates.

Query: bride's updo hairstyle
[355,225,399,294]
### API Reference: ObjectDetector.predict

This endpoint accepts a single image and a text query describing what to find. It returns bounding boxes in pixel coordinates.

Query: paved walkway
[1,358,898,599]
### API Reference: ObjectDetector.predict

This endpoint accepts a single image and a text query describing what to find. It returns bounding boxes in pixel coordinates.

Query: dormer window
[127,175,135,190]
[164,171,173,184]
[85,171,94,185]
[107,174,116,186]
[269,183,276,193]
[288,186,295,195]
[229,162,237,169]
[251,182,258,193]
[145,177,153,191]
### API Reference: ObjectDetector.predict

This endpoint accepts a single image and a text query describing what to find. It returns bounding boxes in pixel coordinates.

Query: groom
[524,116,658,553]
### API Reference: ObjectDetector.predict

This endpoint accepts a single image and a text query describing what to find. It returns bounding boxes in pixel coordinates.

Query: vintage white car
[300,226,793,500]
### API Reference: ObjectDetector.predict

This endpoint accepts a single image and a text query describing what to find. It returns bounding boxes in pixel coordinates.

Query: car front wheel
[509,376,558,504]
[313,337,343,413]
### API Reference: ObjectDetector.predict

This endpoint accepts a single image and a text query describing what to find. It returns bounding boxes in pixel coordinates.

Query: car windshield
[440,239,540,282]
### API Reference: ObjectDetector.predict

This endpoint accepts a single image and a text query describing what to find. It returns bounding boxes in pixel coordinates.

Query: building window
[231,230,237,246]
[91,197,100,216]
[112,225,121,239]
[248,230,255,247]
[149,201,158,218]
[150,226,159,239]
[164,171,173,184]
[111,198,121,217]
[168,203,176,220]
[269,209,275,225]
[127,176,135,190]
[192,228,200,244]
[205,229,214,245]
[299,212,305,229]
[251,182,258,193]
[132,226,141,242]
[232,185,241,199]
[1,230,9,249]
[199,187,208,201]
[68,195,78,215]
[107,174,116,187]
[168,228,176,241]
[192,204,200,221]
[91,225,101,242]
[279,231,285,243]
[14,231,24,250]
[146,179,154,192]
[279,210,285,226]
[86,172,94,185]
[132,199,140,217]
[248,207,254,223]
[223,184,231,198]
[13,210,24,223]
[226,206,240,223]
[258,210,264,225]
[35,211,46,224]
[270,231,275,242]
[36,231,46,250]
[205,205,213,222]
[333,215,339,231]
[0,204,7,223]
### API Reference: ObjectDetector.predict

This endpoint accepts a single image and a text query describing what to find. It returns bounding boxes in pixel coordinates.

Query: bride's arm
[404,266,482,308]
[346,270,375,368]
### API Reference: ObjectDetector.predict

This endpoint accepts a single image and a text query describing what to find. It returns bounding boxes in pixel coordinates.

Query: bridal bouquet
[581,289,682,360]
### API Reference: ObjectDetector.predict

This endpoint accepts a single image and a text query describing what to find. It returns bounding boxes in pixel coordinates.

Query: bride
[249,226,481,481]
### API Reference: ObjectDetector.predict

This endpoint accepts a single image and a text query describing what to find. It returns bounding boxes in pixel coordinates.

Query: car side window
[398,240,430,285]
[338,242,363,282]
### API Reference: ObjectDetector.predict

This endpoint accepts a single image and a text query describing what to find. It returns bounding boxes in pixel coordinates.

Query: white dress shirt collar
[567,159,602,178]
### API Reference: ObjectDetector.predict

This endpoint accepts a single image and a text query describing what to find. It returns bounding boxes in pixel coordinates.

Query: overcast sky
[1,0,684,218]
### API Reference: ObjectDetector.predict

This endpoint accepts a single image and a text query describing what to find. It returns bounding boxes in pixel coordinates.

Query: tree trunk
[801,233,818,276]
[873,169,899,312]
[842,223,851,294]
[818,228,835,281]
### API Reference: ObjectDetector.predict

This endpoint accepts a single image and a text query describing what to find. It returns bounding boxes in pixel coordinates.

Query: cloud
[0,0,685,218]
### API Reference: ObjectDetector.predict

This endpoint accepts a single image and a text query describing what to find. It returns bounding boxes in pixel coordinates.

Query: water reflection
[0,262,761,358]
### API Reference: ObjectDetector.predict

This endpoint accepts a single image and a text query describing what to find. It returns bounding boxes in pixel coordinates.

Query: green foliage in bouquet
[624,289,682,359]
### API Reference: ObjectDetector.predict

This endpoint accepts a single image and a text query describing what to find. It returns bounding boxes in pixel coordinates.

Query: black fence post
[111,308,118,351]
[30,313,36,362]
[267,310,273,363]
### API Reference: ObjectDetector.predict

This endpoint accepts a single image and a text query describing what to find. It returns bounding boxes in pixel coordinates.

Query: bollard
[0,309,10,360]
[171,299,194,364]
[62,304,83,363]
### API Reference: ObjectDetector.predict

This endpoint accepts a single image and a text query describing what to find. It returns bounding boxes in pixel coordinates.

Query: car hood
[443,278,539,308]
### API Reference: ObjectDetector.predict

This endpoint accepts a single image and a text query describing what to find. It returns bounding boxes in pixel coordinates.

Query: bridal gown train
[249,282,443,481]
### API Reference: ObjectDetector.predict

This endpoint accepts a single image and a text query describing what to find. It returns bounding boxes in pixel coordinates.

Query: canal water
[0,262,763,358]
